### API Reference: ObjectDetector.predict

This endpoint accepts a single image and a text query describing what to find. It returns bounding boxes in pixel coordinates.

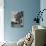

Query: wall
[40,0,46,45]
[0,0,4,42]
[0,6,4,42]
[4,0,40,42]
[40,0,46,27]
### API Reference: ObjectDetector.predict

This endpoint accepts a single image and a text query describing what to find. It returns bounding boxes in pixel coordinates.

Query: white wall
[40,0,46,27]
[40,0,46,45]
[0,0,4,42]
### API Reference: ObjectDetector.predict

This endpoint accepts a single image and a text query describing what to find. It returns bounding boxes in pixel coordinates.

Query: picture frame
[11,10,24,27]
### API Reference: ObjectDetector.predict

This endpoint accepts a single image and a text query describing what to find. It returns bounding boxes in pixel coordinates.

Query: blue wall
[4,0,40,42]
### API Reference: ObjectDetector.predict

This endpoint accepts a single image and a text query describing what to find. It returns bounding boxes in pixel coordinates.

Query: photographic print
[11,10,24,27]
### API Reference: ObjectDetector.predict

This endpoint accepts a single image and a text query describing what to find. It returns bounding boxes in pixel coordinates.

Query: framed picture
[11,10,24,27]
